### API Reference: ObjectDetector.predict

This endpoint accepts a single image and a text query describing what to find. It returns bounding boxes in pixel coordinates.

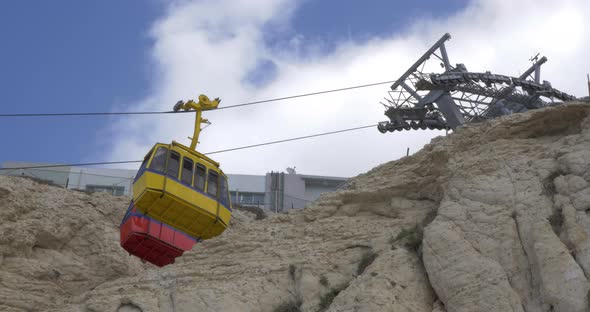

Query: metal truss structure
[378,33,577,133]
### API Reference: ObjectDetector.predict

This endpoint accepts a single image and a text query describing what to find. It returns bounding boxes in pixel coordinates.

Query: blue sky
[280,0,467,48]
[0,0,161,165]
[3,0,588,177]
[0,0,466,167]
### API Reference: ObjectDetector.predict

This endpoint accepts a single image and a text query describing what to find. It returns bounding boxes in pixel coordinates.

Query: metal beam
[520,56,547,80]
[390,33,452,90]
[435,93,465,128]
[439,42,451,71]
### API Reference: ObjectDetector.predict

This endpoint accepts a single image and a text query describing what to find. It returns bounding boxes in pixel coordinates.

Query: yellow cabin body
[132,141,232,240]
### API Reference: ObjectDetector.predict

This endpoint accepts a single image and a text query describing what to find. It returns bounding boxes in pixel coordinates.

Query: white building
[1,162,136,195]
[1,162,347,211]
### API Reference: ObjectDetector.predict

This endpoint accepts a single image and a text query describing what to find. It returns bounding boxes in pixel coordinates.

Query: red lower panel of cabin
[120,210,197,267]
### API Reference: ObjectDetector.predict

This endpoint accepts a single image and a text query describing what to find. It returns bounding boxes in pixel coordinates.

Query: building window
[150,147,168,173]
[231,192,265,206]
[207,170,218,197]
[241,193,253,203]
[85,185,125,196]
[181,157,193,185]
[167,150,180,179]
[136,149,153,179]
[194,164,206,191]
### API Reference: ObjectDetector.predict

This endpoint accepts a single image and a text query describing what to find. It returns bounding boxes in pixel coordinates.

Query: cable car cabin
[120,203,196,267]
[132,141,232,240]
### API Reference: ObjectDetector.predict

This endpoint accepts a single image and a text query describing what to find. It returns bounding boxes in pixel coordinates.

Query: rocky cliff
[1,102,590,312]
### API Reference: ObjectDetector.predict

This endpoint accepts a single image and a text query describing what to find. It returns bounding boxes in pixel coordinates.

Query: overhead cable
[0,80,395,117]
[0,124,376,171]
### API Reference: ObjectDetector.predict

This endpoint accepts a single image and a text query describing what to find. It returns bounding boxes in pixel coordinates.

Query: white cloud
[102,0,590,177]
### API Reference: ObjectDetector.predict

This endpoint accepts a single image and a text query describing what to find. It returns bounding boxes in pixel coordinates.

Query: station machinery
[377,33,577,133]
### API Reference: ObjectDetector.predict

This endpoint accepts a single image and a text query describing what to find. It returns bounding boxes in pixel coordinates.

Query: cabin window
[220,175,230,208]
[207,170,218,197]
[134,149,153,180]
[194,164,206,191]
[150,147,168,173]
[167,150,181,179]
[181,157,194,185]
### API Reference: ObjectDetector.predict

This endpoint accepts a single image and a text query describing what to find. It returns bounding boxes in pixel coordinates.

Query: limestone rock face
[1,102,589,312]
[0,177,145,312]
[326,248,434,312]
